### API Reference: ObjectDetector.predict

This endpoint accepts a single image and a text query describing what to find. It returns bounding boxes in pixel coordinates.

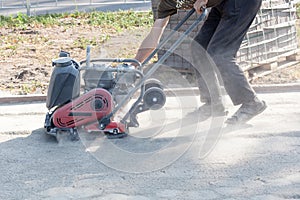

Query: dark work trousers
[191,0,262,106]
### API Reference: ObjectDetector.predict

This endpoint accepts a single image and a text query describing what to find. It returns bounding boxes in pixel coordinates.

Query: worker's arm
[134,0,207,64]
[134,16,170,64]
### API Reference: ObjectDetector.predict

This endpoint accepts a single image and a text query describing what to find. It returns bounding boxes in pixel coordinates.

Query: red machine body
[52,88,113,128]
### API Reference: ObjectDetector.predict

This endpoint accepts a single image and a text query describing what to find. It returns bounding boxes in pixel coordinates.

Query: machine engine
[44,52,166,140]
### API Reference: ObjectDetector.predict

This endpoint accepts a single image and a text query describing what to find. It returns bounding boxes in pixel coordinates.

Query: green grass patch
[0,10,153,30]
[296,3,300,18]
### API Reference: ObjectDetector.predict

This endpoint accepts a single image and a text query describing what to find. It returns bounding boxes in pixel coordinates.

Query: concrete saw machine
[43,8,207,141]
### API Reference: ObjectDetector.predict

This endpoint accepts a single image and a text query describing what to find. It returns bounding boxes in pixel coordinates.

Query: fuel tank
[46,57,80,109]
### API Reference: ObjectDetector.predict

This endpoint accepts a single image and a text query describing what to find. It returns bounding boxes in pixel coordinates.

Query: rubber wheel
[145,78,163,91]
[143,87,166,110]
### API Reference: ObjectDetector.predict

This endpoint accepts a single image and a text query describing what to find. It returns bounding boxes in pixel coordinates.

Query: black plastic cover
[46,58,80,109]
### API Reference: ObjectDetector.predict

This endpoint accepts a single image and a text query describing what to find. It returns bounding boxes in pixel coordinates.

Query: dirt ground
[0,22,299,95]
[0,25,150,95]
[0,18,300,200]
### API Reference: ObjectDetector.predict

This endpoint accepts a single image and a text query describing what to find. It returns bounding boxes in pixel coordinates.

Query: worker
[134,0,267,124]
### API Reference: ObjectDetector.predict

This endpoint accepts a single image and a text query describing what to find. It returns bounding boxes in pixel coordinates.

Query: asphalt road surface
[0,91,299,199]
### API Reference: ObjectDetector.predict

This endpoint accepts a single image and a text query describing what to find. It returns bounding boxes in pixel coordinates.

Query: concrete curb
[0,94,47,104]
[253,83,300,93]
[0,83,299,104]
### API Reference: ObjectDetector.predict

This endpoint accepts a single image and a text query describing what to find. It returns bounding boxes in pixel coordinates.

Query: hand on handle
[194,0,208,14]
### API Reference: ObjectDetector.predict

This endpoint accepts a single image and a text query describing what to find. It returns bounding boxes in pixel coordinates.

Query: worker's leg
[206,0,267,123]
[189,7,227,118]
[206,0,262,105]
[191,7,222,104]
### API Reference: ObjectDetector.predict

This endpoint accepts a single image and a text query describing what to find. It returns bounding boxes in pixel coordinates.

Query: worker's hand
[194,0,208,14]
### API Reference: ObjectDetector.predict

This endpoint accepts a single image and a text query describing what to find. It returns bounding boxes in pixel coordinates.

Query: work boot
[226,98,267,125]
[187,102,227,121]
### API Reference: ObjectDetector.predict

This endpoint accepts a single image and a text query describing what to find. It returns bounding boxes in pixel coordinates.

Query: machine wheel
[143,87,166,110]
[145,78,163,91]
